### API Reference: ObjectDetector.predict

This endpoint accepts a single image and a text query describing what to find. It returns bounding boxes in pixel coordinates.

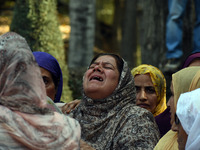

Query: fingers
[73,99,81,107]
[80,140,95,150]
[61,103,74,114]
[61,99,81,114]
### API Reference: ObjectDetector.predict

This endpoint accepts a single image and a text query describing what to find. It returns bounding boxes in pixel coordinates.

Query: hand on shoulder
[61,99,81,114]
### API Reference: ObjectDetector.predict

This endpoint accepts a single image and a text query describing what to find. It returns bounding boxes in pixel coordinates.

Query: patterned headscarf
[131,64,167,116]
[71,56,160,150]
[0,32,80,149]
[33,51,63,102]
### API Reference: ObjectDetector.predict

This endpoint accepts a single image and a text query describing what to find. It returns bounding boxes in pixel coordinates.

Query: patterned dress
[70,57,160,150]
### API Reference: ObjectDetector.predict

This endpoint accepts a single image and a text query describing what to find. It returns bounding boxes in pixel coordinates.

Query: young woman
[131,64,171,137]
[33,51,63,103]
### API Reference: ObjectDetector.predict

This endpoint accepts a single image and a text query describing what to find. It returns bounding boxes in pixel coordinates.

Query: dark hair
[52,74,59,90]
[89,53,124,75]
[50,73,59,102]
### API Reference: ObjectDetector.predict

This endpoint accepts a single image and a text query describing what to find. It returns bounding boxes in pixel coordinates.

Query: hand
[80,140,95,150]
[61,99,81,114]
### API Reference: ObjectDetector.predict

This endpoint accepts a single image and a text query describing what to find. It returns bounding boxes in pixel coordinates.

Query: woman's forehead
[94,56,116,64]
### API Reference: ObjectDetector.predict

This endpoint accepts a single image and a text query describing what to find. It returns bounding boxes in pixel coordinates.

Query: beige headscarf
[131,64,167,116]
[154,66,200,150]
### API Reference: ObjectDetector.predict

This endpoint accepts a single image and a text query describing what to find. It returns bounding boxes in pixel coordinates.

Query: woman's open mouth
[89,75,103,82]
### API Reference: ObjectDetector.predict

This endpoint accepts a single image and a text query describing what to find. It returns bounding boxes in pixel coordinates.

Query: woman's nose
[93,65,102,72]
[138,90,147,101]
[167,97,172,107]
[171,121,178,132]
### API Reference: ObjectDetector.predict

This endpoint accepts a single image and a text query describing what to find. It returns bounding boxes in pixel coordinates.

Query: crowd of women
[1,31,200,150]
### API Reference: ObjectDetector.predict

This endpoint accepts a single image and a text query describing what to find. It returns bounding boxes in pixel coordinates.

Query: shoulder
[154,130,178,150]
[116,104,159,136]
[113,105,160,149]
[120,105,155,123]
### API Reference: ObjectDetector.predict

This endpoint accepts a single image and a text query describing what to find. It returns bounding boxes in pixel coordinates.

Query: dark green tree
[67,0,96,99]
[10,0,72,102]
[120,0,137,69]
[137,0,167,68]
[68,0,96,68]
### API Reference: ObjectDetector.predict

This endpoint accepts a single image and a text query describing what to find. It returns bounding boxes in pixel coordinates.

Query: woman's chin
[87,94,105,100]
[86,92,109,100]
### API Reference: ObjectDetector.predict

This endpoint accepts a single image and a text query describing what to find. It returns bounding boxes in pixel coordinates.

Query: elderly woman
[33,51,63,103]
[131,64,171,137]
[0,32,81,149]
[66,53,160,149]
[154,66,200,150]
[175,88,200,150]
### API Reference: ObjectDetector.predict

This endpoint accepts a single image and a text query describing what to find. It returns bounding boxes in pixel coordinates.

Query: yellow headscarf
[154,66,200,150]
[131,64,166,117]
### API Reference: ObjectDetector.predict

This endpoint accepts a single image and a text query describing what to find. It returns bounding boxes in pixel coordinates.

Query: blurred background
[0,0,195,101]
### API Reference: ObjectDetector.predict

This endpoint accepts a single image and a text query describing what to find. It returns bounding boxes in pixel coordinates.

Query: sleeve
[112,109,160,150]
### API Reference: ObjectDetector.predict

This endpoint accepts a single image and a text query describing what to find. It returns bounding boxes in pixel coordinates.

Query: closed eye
[88,62,115,70]
[104,66,112,69]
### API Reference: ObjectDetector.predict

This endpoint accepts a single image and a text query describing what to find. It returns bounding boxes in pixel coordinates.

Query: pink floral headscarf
[0,32,80,150]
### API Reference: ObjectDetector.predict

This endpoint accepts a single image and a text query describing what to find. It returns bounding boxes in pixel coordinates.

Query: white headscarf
[177,88,200,150]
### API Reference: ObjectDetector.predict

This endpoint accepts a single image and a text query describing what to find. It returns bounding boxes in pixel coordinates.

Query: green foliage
[10,0,72,102]
[96,0,114,25]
